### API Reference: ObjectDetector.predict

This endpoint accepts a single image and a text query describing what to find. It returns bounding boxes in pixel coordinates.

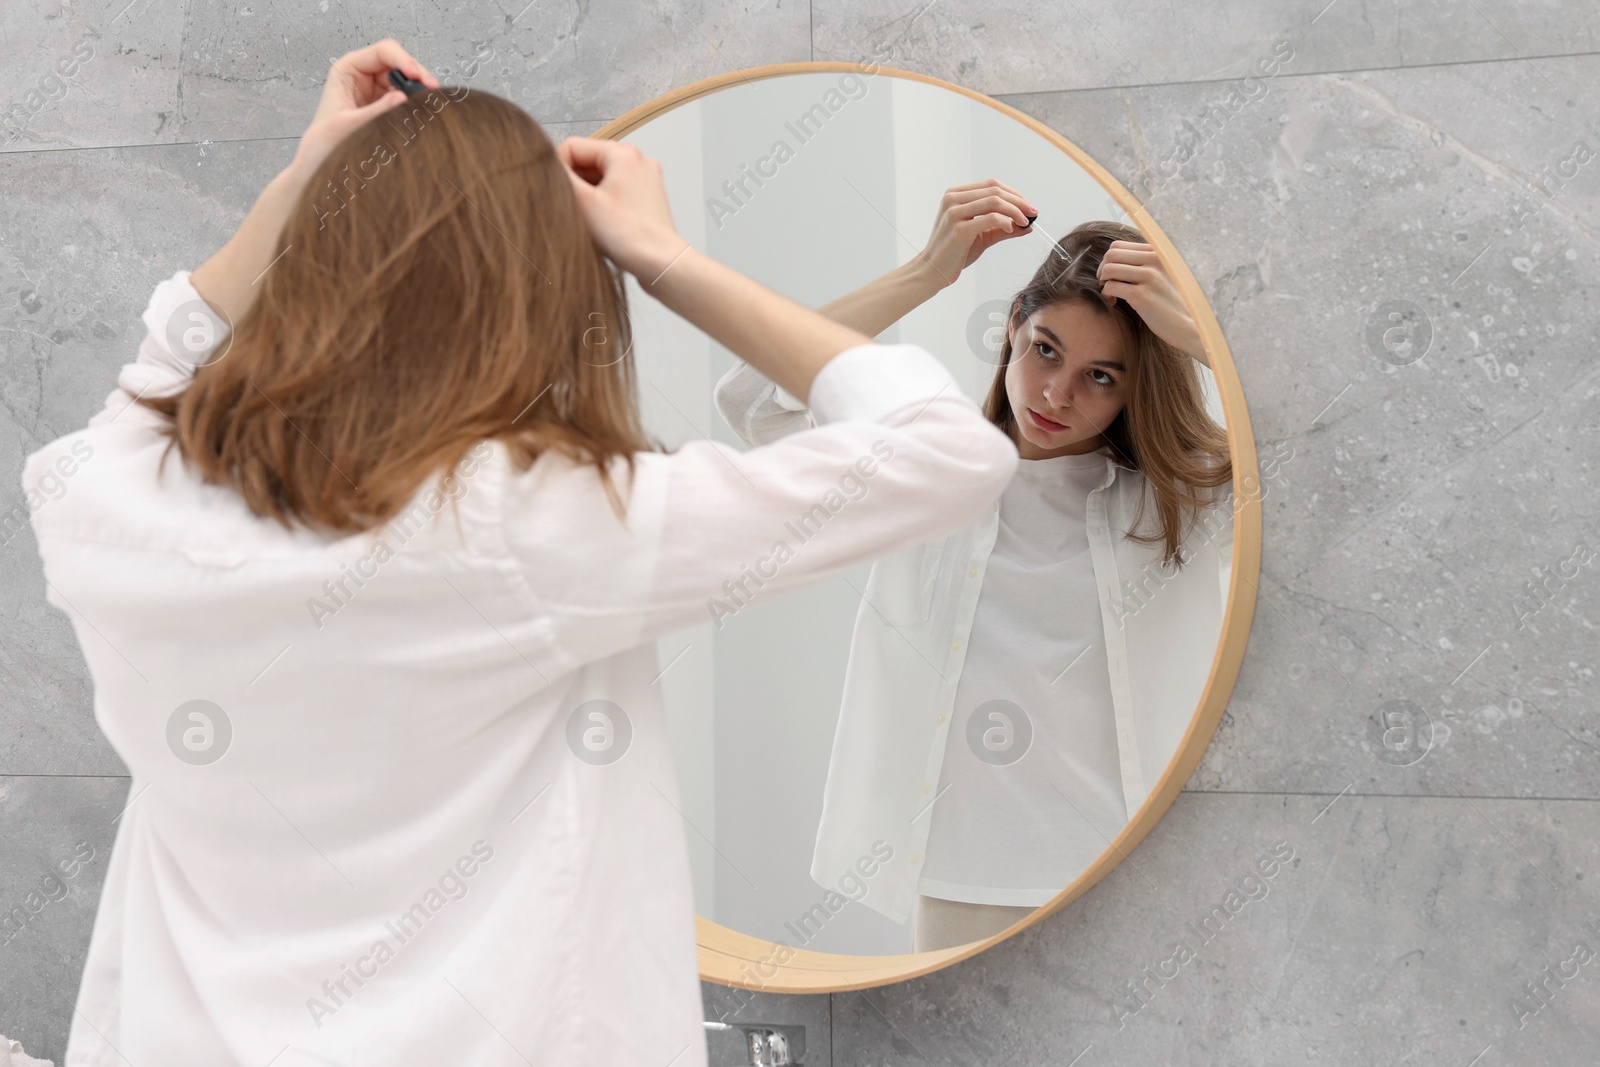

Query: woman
[715,181,1234,952]
[22,43,1018,1065]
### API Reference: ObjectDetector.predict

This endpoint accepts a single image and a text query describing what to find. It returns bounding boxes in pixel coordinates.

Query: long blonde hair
[136,88,652,533]
[983,220,1230,567]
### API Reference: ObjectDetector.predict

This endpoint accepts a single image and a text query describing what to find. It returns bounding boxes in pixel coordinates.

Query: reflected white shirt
[715,358,1233,925]
[920,450,1125,907]
[24,269,1018,1066]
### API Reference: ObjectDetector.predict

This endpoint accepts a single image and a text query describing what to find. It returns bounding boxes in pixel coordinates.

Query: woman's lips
[1027,408,1066,432]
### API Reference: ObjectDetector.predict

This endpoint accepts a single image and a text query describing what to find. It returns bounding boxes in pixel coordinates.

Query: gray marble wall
[3,2,1597,1064]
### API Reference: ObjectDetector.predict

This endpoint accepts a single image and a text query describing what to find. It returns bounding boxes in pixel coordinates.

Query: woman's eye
[1089,369,1115,387]
[1034,341,1057,361]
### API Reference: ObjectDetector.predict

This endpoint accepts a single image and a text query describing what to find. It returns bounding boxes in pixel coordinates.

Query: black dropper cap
[387,69,427,96]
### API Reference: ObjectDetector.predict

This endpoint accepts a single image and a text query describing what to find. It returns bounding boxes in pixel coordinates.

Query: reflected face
[1004,298,1131,460]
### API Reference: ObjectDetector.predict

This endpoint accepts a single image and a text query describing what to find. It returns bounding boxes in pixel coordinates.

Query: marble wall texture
[3,1,1597,1064]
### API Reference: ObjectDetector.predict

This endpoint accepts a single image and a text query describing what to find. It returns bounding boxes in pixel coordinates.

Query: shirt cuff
[86,269,231,428]
[139,268,233,373]
[804,343,965,426]
[770,382,808,411]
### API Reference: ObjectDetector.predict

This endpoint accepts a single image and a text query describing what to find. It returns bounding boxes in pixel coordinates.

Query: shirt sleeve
[711,358,817,446]
[502,342,1020,666]
[85,269,230,430]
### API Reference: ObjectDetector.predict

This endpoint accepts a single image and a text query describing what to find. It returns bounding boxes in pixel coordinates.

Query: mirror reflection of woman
[715,181,1234,952]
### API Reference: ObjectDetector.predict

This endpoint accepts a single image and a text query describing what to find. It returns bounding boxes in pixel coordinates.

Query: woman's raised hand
[913,179,1038,288]
[557,136,686,282]
[1097,240,1207,363]
[289,40,440,188]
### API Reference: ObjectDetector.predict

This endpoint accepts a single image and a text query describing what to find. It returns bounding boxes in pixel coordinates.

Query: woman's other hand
[1097,240,1207,363]
[289,40,439,188]
[557,136,686,283]
[913,179,1038,288]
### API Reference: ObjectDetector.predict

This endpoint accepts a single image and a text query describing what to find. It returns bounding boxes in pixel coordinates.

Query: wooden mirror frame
[593,61,1262,994]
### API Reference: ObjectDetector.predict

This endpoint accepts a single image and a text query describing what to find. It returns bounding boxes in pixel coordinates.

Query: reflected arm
[714,257,949,446]
[813,257,949,338]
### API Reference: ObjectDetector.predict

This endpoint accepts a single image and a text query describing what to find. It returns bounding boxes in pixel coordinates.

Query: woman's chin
[1019,426,1097,458]
[1019,428,1056,456]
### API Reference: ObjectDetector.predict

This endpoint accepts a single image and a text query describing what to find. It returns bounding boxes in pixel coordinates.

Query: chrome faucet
[703,1020,806,1066]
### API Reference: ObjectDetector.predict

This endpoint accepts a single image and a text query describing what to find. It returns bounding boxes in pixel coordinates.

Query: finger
[561,152,604,186]
[982,177,1034,207]
[943,179,1038,215]
[958,213,1016,236]
[353,89,408,121]
[944,177,1032,203]
[948,184,1036,218]
[1100,280,1136,303]
[1097,263,1158,285]
[557,137,638,184]
[555,136,592,174]
[555,136,585,166]
[943,178,1009,195]
[554,140,597,185]
[339,39,441,89]
[949,192,1031,228]
[1100,246,1160,268]
[561,162,598,208]
[958,214,1030,252]
[558,136,642,170]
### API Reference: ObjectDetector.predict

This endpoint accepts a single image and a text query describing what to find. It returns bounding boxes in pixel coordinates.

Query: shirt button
[922,782,930,793]
[951,640,960,650]
[910,853,922,864]
[968,567,978,577]
[936,713,946,724]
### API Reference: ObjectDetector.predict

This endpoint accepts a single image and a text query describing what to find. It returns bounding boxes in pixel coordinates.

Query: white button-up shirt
[715,360,1233,924]
[23,269,1018,1066]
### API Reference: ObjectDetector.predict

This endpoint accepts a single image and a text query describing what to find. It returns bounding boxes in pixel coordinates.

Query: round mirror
[593,62,1261,990]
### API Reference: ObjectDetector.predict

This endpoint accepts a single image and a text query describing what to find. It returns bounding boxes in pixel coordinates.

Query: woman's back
[33,323,701,1062]
[29,267,1017,1065]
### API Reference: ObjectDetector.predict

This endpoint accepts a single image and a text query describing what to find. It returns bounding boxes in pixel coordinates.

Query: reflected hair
[135,88,655,534]
[981,220,1231,568]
